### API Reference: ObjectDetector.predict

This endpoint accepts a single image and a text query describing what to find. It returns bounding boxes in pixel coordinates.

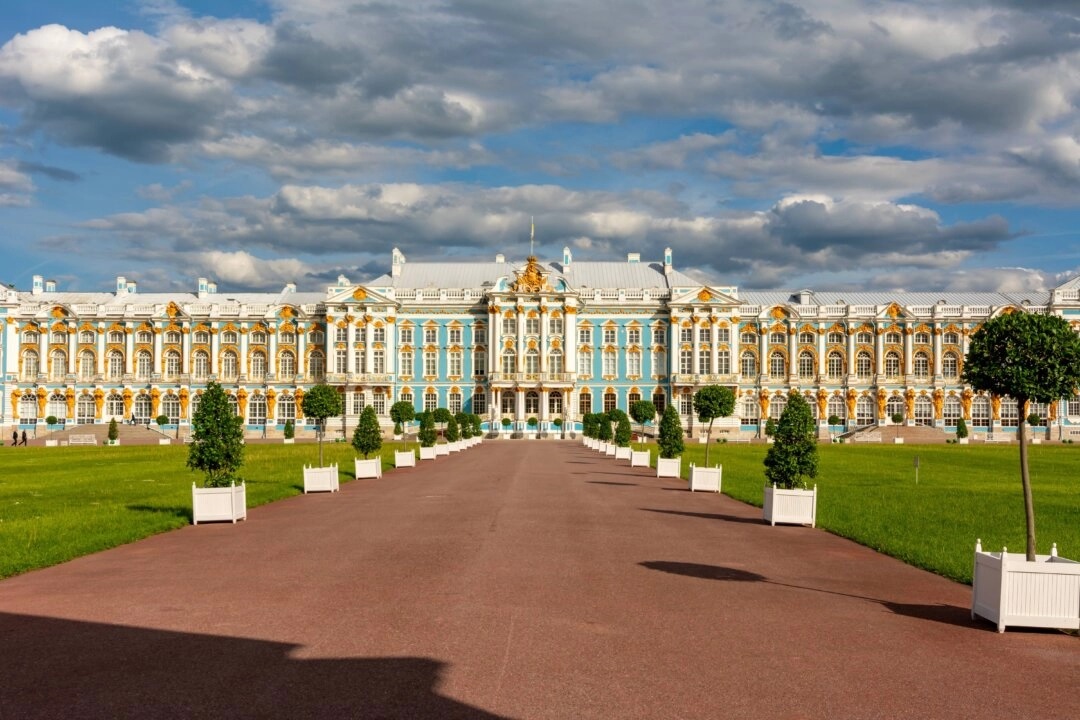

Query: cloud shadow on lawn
[0,612,511,719]
[639,560,980,630]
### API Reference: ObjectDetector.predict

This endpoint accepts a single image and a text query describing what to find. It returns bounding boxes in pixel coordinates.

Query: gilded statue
[122,388,133,416]
[266,389,277,417]
[178,388,189,415]
[816,388,829,418]
[932,388,944,419]
[150,388,161,417]
[36,387,47,415]
[876,388,888,418]
[511,256,551,293]
[990,395,1001,420]
[904,387,916,416]
[93,388,104,418]
[846,388,857,417]
[758,389,770,417]
[66,387,76,419]
[960,388,973,417]
[237,388,248,417]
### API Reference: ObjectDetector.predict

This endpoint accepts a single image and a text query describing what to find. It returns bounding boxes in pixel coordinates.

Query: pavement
[0,440,1076,719]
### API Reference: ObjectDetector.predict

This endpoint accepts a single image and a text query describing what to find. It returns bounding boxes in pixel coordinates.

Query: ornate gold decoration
[51,306,67,319]
[36,387,47,416]
[150,388,161,417]
[179,388,189,416]
[904,388,916,416]
[846,389,858,417]
[510,256,552,293]
[166,302,181,318]
[886,303,902,319]
[65,387,76,418]
[990,395,1002,420]
[770,306,786,319]
[10,390,20,421]
[877,389,888,418]
[961,388,973,418]
[816,388,829,418]
[352,288,367,301]
[237,388,248,417]
[758,390,771,417]
[94,388,104,418]
[698,289,713,302]
[932,388,944,419]
[122,389,133,417]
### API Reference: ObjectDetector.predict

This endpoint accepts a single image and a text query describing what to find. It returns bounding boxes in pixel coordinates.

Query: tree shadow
[639,560,980,630]
[0,612,513,719]
[125,504,193,522]
[586,481,638,486]
[641,508,761,524]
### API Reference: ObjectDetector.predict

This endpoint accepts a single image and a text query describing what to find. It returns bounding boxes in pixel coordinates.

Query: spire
[529,215,535,257]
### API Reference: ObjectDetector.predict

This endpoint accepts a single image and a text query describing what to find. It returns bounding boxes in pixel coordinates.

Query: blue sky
[2,0,1079,294]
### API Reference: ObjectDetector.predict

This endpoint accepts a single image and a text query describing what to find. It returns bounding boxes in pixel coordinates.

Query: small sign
[913,455,920,469]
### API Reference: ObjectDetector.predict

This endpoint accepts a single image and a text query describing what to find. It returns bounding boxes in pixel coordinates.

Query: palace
[3,248,1080,441]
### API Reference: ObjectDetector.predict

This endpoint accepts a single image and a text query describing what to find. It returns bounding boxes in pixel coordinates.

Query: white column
[296,329,306,379]
[68,324,78,378]
[516,306,525,373]
[758,325,768,382]
[730,322,740,378]
[239,328,248,376]
[539,307,548,373]
[932,325,942,377]
[710,318,719,378]
[788,322,798,383]
[267,330,276,379]
[182,326,191,375]
[540,389,549,421]
[125,328,135,374]
[846,326,856,382]
[565,308,577,379]
[817,327,826,378]
[692,316,700,378]
[875,326,884,376]
[386,318,396,375]
[904,328,913,378]
[39,330,49,378]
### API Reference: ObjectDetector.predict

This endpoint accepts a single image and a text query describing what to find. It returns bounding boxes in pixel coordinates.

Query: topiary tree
[446,415,460,442]
[552,417,563,436]
[390,401,415,438]
[582,413,597,439]
[526,416,538,431]
[456,412,472,440]
[657,405,684,459]
[418,411,437,447]
[764,417,777,439]
[156,414,170,428]
[827,414,842,427]
[433,408,452,436]
[301,384,343,467]
[763,392,818,490]
[693,385,735,465]
[614,412,632,447]
[470,414,483,437]
[187,381,245,488]
[108,417,119,443]
[963,310,1080,560]
[283,418,295,439]
[596,412,613,442]
[629,400,656,450]
[891,411,904,441]
[45,415,59,426]
[501,417,512,432]
[955,417,968,440]
[352,405,382,459]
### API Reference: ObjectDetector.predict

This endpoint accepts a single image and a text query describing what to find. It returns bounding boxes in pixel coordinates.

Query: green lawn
[661,441,1080,583]
[0,442,413,579]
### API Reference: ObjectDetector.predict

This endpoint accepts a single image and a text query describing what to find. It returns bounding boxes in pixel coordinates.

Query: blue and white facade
[3,249,1080,440]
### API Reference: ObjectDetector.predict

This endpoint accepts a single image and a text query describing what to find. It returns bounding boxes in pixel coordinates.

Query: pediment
[325,284,396,307]
[669,286,740,307]
[876,302,915,320]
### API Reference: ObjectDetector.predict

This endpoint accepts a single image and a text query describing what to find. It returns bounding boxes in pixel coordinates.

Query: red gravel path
[0,441,1076,719]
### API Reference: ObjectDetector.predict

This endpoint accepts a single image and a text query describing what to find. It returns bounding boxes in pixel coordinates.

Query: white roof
[368,258,698,290]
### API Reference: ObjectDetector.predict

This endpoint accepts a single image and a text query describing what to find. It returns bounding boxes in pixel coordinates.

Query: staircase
[22,423,176,447]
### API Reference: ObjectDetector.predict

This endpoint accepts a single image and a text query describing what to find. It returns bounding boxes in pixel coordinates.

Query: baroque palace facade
[3,248,1080,440]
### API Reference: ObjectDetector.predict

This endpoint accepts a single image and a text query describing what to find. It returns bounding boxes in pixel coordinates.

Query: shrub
[657,405,684,459]
[418,411,437,447]
[301,384,343,467]
[891,412,904,425]
[390,401,416,437]
[763,392,817,490]
[446,415,460,442]
[107,418,119,442]
[827,414,842,427]
[582,413,597,438]
[352,405,382,459]
[501,417,512,429]
[955,417,967,439]
[1027,412,1042,427]
[470,414,483,437]
[764,417,777,438]
[526,416,538,429]
[629,400,656,450]
[433,408,452,426]
[596,413,613,441]
[156,414,170,427]
[45,415,59,426]
[552,417,563,428]
[614,413,632,447]
[187,381,245,488]
[456,412,472,440]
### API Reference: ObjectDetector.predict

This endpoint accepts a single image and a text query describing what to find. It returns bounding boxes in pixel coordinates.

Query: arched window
[856,351,872,379]
[886,396,904,419]
[579,392,592,415]
[972,396,991,428]
[220,351,238,381]
[1000,397,1019,427]
[448,391,462,414]
[309,351,325,380]
[279,350,296,379]
[550,350,564,375]
[769,351,786,379]
[827,351,845,379]
[135,350,152,380]
[424,391,438,412]
[799,331,816,344]
[50,349,67,380]
[525,349,540,375]
[107,350,124,380]
[769,393,787,420]
[249,351,266,380]
[136,330,153,344]
[855,396,875,426]
[162,393,181,424]
[549,391,563,416]
[164,350,181,380]
[193,351,209,380]
[603,391,617,413]
[884,351,901,378]
[105,393,124,419]
[277,394,296,422]
[20,395,39,420]
[944,396,961,426]
[165,330,182,344]
[133,394,152,424]
[22,350,40,380]
[221,330,239,345]
[77,394,95,424]
[740,351,757,378]
[248,394,267,425]
[525,391,540,415]
[193,330,210,345]
[942,353,959,379]
[225,394,239,417]
[740,395,759,424]
[827,396,846,423]
[915,396,933,426]
[913,352,930,379]
[798,351,815,379]
[48,392,67,422]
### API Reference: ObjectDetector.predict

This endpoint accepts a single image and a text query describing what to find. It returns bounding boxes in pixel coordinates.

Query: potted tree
[283,418,295,444]
[353,405,383,479]
[965,310,1080,632]
[390,400,415,441]
[501,417,512,437]
[526,416,538,438]
[764,417,777,443]
[301,384,342,469]
[456,412,473,446]
[628,400,655,467]
[469,414,483,442]
[596,410,614,452]
[552,416,564,439]
[188,381,247,524]
[155,414,172,445]
[891,411,904,443]
[445,414,461,451]
[955,417,968,445]
[656,405,684,478]
[690,385,733,488]
[433,407,452,439]
[613,410,633,460]
[107,417,120,446]
[762,392,818,526]
[418,411,438,460]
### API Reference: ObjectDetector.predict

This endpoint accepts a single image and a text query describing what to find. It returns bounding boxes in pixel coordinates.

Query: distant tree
[614,413,632,447]
[301,384,343,467]
[657,405,684,459]
[763,393,818,490]
[955,417,968,440]
[156,414,170,428]
[891,411,904,441]
[418,411,437,447]
[764,417,777,439]
[582,413,598,439]
[352,405,382,459]
[283,418,295,440]
[629,400,657,450]
[470,414,483,437]
[963,311,1080,560]
[107,417,119,443]
[827,414,842,427]
[433,407,452,428]
[187,381,245,488]
[390,401,415,437]
[446,415,460,442]
[552,417,563,436]
[596,413,613,442]
[456,412,473,440]
[693,385,736,465]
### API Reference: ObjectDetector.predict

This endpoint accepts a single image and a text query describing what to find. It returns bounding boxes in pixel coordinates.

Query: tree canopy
[301,384,342,467]
[187,381,245,488]
[352,405,382,459]
[657,405,684,459]
[418,411,437,447]
[763,392,817,490]
[694,385,735,464]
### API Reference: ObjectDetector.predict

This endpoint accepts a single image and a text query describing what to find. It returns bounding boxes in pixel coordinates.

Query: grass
[0,441,415,579]
[663,442,1080,583]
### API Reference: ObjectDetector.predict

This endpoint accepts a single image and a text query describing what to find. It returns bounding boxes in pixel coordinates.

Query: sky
[2,0,1080,295]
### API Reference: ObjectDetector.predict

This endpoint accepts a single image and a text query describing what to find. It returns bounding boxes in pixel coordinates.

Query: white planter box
[972,541,1080,632]
[448,441,463,452]
[605,444,617,457]
[107,439,120,446]
[45,440,58,447]
[158,438,171,445]
[283,438,295,444]
[958,438,969,445]
[394,450,416,467]
[303,464,339,494]
[630,450,650,467]
[192,482,246,524]
[763,484,817,527]
[614,446,632,460]
[689,464,722,492]
[596,441,607,453]
[354,458,382,479]
[893,438,904,444]
[419,446,437,460]
[656,457,681,478]
[435,444,450,456]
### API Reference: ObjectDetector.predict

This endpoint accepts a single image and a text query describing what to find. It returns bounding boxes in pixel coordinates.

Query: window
[652,391,666,414]
[577,349,591,378]
[549,392,563,415]
[474,326,487,344]
[1029,402,1048,426]
[372,393,386,416]
[279,350,296,379]
[1000,398,1019,427]
[136,330,153,344]
[578,326,592,345]
[221,330,238,345]
[914,331,931,345]
[679,393,693,416]
[716,327,729,343]
[277,394,296,422]
[48,392,67,422]
[400,327,413,345]
[856,396,875,426]
[79,350,96,380]
[449,327,462,345]
[799,331,816,344]
[972,396,991,428]
[769,351,786,379]
[51,331,68,345]
[309,330,325,345]
[716,350,730,375]
[249,394,267,425]
[914,396,933,426]
[424,392,438,412]
[680,349,693,375]
[193,351,209,380]
[50,349,67,380]
[164,351,181,379]
[372,349,385,374]
[942,353,959,379]
[449,350,463,377]
[943,332,959,345]
[424,327,438,345]
[80,330,96,344]
[109,330,125,344]
[826,351,845,379]
[250,331,266,345]
[886,395,904,419]
[698,347,711,375]
[740,331,757,345]
[740,351,757,378]
[769,393,787,420]
[352,391,366,415]
[1068,395,1080,417]
[107,350,124,379]
[531,349,548,375]
[105,393,124,419]
[628,328,641,345]
[502,350,517,375]
[798,351,815,379]
[355,348,366,374]
[501,393,515,415]
[23,330,40,344]
[76,394,95,424]
[652,350,666,376]
[913,352,930,379]
[309,351,326,380]
[550,350,564,375]
[681,326,694,343]
[473,392,487,415]
[19,394,38,420]
[220,351,238,381]
[335,348,347,374]
[741,395,759,424]
[279,331,295,345]
[652,327,666,345]
[602,350,616,377]
[526,317,540,335]
[604,392,617,413]
[884,351,901,378]
[549,317,563,335]
[579,392,592,415]
[856,351,872,379]
[525,391,540,415]
[944,396,962,426]
[627,352,641,377]
[250,351,266,380]
[399,390,413,408]
[424,351,438,377]
[770,332,786,345]
[827,396,846,423]
[399,351,412,377]
[856,331,873,345]
[698,328,710,344]
[503,317,517,336]
[827,331,845,345]
[885,332,902,345]
[22,350,40,379]
[603,327,616,345]
[336,325,349,343]
[448,392,462,415]
[474,350,486,376]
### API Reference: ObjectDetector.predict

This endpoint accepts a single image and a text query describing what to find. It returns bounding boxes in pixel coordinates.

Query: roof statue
[511,255,552,293]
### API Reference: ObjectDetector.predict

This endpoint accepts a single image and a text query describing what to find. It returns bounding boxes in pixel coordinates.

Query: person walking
[11,430,17,447]
[20,430,28,446]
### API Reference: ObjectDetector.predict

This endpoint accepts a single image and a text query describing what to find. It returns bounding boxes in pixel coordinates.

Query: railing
[326,373,394,384]
[671,373,737,384]
[488,372,574,383]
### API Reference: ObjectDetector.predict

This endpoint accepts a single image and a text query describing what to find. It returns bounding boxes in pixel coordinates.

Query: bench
[69,435,97,446]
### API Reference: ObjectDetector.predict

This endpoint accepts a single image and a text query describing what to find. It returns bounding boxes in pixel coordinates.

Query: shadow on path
[640,561,980,630]
[0,612,512,720]
[641,508,761,524]
[586,481,638,486]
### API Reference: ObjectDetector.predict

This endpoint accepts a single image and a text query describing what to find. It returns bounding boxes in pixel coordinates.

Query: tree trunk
[704,418,714,465]
[1018,406,1036,561]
